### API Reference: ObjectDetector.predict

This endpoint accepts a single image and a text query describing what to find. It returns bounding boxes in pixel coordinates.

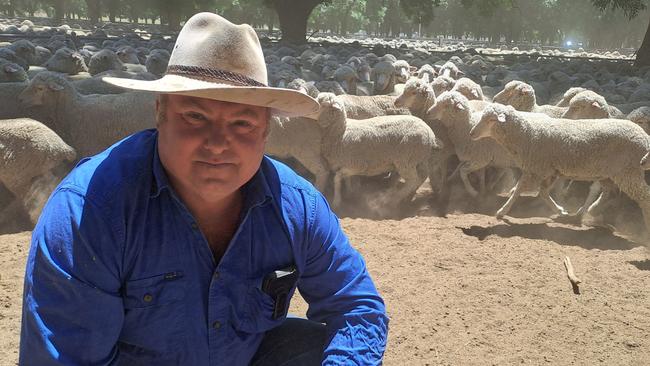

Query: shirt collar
[150,133,273,209]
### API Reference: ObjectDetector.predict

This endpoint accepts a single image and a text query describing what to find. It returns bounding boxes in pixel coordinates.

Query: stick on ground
[564,256,582,294]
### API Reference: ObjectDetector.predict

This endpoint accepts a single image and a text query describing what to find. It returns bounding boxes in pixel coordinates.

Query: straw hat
[103,12,319,117]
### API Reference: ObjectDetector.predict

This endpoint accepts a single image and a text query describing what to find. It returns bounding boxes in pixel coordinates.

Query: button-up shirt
[20,129,388,365]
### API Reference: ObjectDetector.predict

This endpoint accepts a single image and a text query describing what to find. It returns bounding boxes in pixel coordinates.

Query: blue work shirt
[20,129,388,365]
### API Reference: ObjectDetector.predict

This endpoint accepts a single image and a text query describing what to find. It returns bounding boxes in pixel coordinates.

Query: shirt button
[212,321,221,329]
[214,272,220,280]
[191,222,198,230]
[143,294,153,302]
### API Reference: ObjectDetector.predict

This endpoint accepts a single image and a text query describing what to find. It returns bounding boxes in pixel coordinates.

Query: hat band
[166,65,267,87]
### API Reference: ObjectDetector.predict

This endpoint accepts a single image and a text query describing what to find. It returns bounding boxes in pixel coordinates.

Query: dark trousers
[250,318,327,366]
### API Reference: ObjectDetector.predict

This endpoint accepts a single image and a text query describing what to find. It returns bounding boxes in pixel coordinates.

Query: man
[20,12,388,366]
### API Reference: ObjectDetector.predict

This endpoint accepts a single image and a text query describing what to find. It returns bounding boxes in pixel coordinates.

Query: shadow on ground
[458,220,642,251]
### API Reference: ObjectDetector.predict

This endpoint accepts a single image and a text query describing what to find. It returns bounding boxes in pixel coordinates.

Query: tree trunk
[107,0,118,22]
[6,0,15,17]
[53,0,66,22]
[86,0,101,24]
[634,15,650,68]
[272,0,323,44]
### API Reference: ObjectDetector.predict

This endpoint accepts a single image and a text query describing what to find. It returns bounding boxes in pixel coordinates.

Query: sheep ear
[471,90,479,98]
[455,102,465,111]
[497,113,506,123]
[591,101,600,108]
[421,73,430,83]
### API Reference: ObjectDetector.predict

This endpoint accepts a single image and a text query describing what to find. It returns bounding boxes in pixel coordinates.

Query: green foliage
[592,0,647,19]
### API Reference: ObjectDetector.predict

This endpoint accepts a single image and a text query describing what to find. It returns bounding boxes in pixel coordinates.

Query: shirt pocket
[119,272,187,356]
[239,276,298,334]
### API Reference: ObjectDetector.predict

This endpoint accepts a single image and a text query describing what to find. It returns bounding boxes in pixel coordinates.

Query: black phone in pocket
[261,265,299,320]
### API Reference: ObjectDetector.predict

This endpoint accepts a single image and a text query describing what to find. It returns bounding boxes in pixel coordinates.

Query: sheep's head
[371,61,396,94]
[452,77,483,101]
[562,91,609,119]
[417,64,437,81]
[89,49,125,76]
[315,92,346,127]
[0,59,27,82]
[44,47,88,74]
[393,60,411,84]
[471,103,514,140]
[333,65,359,94]
[357,63,371,82]
[641,152,650,170]
[10,40,36,65]
[427,91,469,126]
[145,52,169,77]
[394,76,434,110]
[492,80,535,112]
[116,46,139,64]
[431,75,455,98]
[19,72,70,107]
[627,106,650,134]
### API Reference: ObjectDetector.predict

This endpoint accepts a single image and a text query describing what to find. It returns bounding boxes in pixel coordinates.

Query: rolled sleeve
[20,187,124,366]
[298,192,389,365]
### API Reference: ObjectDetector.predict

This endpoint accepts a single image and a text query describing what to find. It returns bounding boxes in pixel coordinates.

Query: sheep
[43,47,88,74]
[0,81,30,119]
[286,78,319,98]
[431,75,455,98]
[116,45,140,64]
[642,152,650,170]
[88,49,126,76]
[492,80,566,117]
[470,103,650,236]
[316,92,442,210]
[265,115,329,191]
[451,77,485,101]
[338,94,409,119]
[34,46,52,66]
[0,118,76,225]
[438,61,463,79]
[0,59,28,82]
[18,71,156,158]
[8,39,36,65]
[627,106,650,134]
[145,49,170,77]
[561,90,619,119]
[314,80,346,95]
[371,60,397,95]
[0,47,28,70]
[393,59,412,84]
[428,91,517,198]
[333,65,360,95]
[416,64,437,81]
[555,87,587,107]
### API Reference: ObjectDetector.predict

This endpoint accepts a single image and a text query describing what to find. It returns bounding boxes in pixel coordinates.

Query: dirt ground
[1,183,649,365]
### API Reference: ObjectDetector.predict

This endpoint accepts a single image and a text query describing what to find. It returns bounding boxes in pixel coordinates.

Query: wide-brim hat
[103,12,319,118]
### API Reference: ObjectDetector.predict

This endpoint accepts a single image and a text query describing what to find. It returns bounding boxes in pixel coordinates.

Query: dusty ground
[1,183,649,365]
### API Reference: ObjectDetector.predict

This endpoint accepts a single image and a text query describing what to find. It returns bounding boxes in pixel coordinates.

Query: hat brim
[102,74,319,118]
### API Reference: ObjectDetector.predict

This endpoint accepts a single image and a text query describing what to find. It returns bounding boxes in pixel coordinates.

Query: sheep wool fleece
[20,129,388,365]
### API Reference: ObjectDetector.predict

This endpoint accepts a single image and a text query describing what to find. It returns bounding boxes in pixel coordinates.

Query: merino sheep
[471,103,650,236]
[431,75,455,98]
[316,92,442,210]
[428,92,517,197]
[18,71,156,158]
[8,39,36,65]
[88,49,126,75]
[0,59,28,82]
[493,80,566,117]
[555,87,587,107]
[627,106,650,134]
[438,61,463,79]
[561,90,619,119]
[145,49,170,77]
[338,94,409,119]
[451,77,485,101]
[265,115,329,191]
[0,118,76,225]
[43,47,88,74]
[371,60,397,95]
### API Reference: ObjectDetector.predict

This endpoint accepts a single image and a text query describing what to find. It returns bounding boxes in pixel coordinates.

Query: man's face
[156,94,269,205]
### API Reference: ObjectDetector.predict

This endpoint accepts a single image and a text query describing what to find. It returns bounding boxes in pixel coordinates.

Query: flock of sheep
[1,19,650,243]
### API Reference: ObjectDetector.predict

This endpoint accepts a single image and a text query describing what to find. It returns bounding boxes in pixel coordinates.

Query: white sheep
[316,92,443,210]
[493,80,566,118]
[265,115,329,191]
[451,77,486,101]
[428,91,517,198]
[18,71,156,158]
[627,106,650,134]
[471,103,650,236]
[0,118,76,225]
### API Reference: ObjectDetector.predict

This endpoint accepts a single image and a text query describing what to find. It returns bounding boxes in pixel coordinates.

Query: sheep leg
[478,169,486,196]
[487,168,508,193]
[496,173,535,219]
[574,181,605,216]
[295,153,330,193]
[613,171,650,240]
[459,161,487,198]
[538,176,569,216]
[393,165,427,206]
[332,172,344,209]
